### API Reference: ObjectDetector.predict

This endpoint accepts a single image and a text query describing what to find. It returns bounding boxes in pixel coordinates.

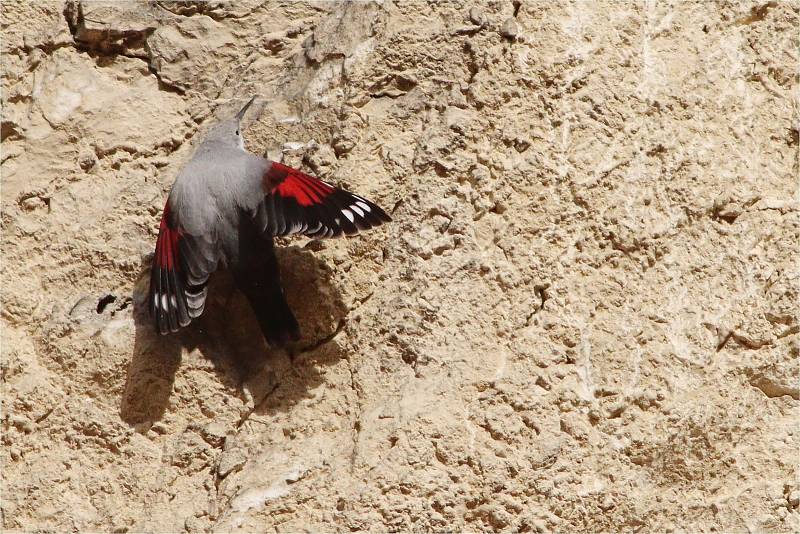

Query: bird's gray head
[203,96,256,149]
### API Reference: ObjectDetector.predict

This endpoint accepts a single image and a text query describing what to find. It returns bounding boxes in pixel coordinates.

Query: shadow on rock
[120,244,349,427]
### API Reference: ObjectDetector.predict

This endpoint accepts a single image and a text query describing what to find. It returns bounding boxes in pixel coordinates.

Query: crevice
[452,25,484,37]
[730,332,773,350]
[114,296,133,313]
[349,417,362,468]
[63,0,185,95]
[35,406,56,424]
[710,208,740,225]
[749,374,799,400]
[7,40,76,58]
[156,0,267,21]
[96,294,117,314]
[94,144,139,160]
[463,41,481,85]
[607,233,641,254]
[524,284,550,326]
[344,352,362,470]
[775,325,800,339]
[65,1,154,57]
[154,1,197,18]
[715,330,734,352]
[295,318,347,355]
[735,1,778,25]
[390,198,403,216]
[235,379,280,430]
[353,291,374,309]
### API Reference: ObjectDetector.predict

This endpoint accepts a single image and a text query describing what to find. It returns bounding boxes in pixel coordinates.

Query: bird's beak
[236,96,257,121]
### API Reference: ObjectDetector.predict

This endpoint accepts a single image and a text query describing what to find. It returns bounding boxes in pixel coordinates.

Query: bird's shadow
[120,244,348,428]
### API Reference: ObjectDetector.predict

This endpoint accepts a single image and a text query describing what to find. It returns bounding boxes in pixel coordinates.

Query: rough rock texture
[2,1,799,532]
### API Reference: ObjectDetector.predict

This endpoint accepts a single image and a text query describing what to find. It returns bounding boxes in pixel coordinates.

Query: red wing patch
[149,202,192,334]
[264,161,335,206]
[154,203,181,272]
[256,161,392,239]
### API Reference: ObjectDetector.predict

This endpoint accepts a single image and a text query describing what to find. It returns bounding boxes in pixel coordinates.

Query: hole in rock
[96,294,117,314]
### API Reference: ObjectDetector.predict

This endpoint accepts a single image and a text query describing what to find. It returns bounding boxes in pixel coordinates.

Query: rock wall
[2,1,798,531]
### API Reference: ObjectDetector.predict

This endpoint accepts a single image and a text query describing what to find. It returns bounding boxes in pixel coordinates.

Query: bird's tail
[234,240,300,347]
[246,283,300,347]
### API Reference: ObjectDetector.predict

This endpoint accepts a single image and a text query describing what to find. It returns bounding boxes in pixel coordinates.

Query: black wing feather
[256,161,391,239]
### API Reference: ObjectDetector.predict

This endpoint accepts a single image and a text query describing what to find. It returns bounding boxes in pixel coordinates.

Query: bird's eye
[236,129,240,136]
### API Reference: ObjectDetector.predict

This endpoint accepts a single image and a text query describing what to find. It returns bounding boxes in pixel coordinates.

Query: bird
[148,96,391,345]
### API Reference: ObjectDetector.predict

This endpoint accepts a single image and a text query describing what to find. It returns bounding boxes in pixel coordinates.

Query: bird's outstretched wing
[253,161,391,238]
[149,201,219,335]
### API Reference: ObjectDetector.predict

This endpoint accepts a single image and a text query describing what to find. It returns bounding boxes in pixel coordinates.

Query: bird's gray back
[168,141,269,267]
[169,142,267,231]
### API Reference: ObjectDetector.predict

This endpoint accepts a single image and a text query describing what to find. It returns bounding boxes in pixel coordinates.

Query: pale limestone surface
[1,1,798,532]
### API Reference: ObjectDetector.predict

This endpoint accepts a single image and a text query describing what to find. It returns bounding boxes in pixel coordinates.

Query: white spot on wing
[342,209,355,222]
[356,201,371,213]
[350,204,364,217]
[161,294,169,311]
